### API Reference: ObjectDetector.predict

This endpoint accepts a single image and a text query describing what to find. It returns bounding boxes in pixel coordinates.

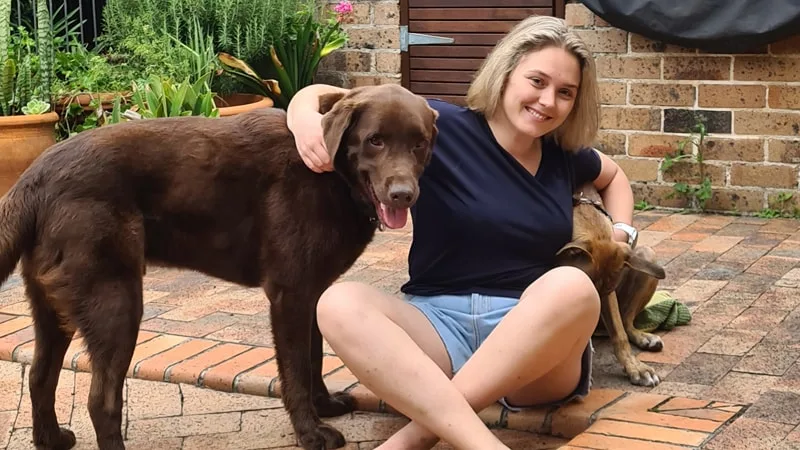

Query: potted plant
[217,0,352,110]
[0,0,59,196]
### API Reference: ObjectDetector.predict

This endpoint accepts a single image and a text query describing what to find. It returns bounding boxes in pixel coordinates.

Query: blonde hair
[466,15,600,152]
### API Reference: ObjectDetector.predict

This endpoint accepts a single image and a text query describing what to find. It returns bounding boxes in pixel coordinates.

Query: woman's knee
[316,281,373,335]
[523,266,600,325]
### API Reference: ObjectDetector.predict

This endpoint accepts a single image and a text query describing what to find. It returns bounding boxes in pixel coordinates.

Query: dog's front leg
[616,246,664,352]
[601,291,660,387]
[310,315,357,417]
[265,283,347,450]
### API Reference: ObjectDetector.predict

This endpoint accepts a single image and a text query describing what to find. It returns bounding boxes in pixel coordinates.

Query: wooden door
[400,0,566,105]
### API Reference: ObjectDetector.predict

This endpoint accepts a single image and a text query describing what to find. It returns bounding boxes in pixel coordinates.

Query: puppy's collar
[573,194,613,223]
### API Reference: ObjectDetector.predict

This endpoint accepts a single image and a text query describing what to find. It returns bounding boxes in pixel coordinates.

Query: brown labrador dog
[0,84,438,450]
[556,182,666,387]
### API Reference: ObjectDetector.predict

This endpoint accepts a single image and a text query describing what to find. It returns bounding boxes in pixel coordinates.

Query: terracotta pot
[0,112,59,196]
[215,93,274,117]
[54,92,130,115]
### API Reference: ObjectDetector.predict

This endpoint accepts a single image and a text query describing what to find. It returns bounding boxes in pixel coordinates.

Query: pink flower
[333,0,353,16]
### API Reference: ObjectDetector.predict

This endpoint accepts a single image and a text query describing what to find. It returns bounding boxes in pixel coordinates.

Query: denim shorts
[405,292,593,410]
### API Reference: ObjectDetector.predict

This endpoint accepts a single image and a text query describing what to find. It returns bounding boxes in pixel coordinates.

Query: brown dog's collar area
[573,194,613,223]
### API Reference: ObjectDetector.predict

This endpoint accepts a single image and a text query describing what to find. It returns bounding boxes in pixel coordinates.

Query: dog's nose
[388,184,415,208]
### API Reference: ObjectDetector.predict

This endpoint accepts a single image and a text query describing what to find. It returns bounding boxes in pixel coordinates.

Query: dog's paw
[297,423,347,450]
[34,427,77,450]
[314,391,356,418]
[625,361,661,387]
[631,331,663,352]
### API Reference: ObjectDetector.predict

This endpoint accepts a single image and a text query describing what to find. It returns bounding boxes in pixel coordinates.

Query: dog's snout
[388,184,415,208]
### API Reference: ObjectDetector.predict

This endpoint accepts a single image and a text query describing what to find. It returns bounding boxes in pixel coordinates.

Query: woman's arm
[591,150,635,244]
[286,84,351,173]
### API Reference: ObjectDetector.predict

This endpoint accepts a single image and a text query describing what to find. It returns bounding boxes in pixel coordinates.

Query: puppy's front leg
[601,291,661,387]
[617,247,664,352]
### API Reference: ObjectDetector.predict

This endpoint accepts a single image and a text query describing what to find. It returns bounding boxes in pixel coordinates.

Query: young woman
[286,15,637,450]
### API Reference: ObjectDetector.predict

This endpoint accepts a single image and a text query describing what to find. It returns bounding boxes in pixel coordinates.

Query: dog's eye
[368,136,384,147]
[415,141,428,149]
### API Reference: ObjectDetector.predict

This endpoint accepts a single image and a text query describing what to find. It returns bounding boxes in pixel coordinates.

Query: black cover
[579,0,800,53]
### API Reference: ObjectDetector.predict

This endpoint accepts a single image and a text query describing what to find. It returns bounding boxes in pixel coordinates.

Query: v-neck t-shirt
[400,99,602,299]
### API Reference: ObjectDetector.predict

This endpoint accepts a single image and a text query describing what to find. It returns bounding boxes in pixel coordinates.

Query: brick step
[0,325,748,448]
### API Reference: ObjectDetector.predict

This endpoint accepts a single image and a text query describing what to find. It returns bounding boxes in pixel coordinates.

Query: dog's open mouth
[364,177,408,230]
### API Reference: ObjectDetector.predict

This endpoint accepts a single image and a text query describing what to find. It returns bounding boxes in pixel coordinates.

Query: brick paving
[1,210,800,449]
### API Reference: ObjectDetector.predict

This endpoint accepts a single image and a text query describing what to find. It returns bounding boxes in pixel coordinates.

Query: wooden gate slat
[409,45,494,58]
[409,58,484,70]
[409,0,551,7]
[423,95,468,106]
[410,82,471,95]
[410,20,518,33]
[410,70,475,83]
[408,7,550,20]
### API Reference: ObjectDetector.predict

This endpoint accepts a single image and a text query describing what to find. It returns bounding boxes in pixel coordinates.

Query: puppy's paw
[631,331,663,352]
[625,360,661,387]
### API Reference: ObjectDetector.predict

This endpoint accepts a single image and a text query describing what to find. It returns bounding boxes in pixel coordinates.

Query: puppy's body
[0,84,438,450]
[557,182,666,387]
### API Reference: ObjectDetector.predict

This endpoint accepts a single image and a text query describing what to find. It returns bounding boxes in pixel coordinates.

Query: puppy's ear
[625,253,666,279]
[321,97,359,160]
[319,92,347,114]
[556,241,594,266]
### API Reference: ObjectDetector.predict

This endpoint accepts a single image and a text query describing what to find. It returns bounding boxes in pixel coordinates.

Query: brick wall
[566,2,800,214]
[315,1,403,88]
[319,0,800,214]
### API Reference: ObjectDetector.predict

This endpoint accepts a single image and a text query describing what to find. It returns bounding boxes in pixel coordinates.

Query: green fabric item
[634,290,692,332]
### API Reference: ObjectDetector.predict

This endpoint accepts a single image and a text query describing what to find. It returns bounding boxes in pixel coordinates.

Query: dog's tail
[0,183,36,286]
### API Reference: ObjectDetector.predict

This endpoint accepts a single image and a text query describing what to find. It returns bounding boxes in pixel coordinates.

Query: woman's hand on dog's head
[291,111,333,173]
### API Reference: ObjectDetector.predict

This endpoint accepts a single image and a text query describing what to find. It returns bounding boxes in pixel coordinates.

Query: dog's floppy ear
[319,91,347,114]
[321,95,359,160]
[622,245,667,280]
[556,241,594,265]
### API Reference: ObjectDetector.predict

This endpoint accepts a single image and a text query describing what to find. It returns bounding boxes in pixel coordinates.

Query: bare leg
[316,282,507,450]
[378,266,600,449]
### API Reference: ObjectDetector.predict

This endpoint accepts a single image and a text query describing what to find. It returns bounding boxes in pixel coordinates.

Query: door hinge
[400,25,455,52]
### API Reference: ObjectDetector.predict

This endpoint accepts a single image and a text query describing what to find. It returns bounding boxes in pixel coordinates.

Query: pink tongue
[379,203,408,229]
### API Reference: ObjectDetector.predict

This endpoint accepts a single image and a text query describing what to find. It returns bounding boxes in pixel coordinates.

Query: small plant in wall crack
[757,192,800,219]
[661,117,713,211]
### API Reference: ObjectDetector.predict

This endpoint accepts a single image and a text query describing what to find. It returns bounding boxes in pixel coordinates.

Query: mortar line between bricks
[600,416,720,432]
[231,355,277,393]
[588,391,630,425]
[9,336,33,362]
[131,339,192,377]
[195,346,254,388]
[582,430,697,448]
[163,341,226,383]
[697,403,751,448]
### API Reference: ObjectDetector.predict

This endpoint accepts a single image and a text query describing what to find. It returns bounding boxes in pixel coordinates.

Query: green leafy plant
[0,0,66,116]
[662,117,714,211]
[112,74,219,120]
[99,0,309,94]
[757,192,800,219]
[217,0,351,109]
[634,200,654,211]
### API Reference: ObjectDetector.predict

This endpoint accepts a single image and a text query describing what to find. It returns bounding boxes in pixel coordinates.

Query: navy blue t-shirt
[400,99,602,298]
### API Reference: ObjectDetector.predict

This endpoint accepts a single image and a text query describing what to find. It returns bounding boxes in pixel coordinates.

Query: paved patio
[1,210,800,449]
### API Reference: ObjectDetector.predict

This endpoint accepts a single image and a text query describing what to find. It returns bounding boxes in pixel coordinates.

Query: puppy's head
[556,239,666,295]
[319,84,438,229]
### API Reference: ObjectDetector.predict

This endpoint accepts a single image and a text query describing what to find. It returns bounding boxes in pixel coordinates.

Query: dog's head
[319,84,438,229]
[555,239,666,296]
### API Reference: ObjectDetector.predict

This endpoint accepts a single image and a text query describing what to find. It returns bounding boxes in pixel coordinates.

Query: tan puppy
[556,182,666,386]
